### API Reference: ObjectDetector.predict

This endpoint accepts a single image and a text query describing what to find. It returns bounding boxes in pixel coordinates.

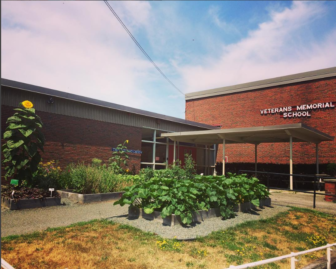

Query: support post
[316,143,319,175]
[173,140,176,164]
[290,136,293,190]
[255,144,258,177]
[153,130,156,170]
[291,253,297,269]
[166,138,169,169]
[327,244,331,269]
[204,145,207,175]
[222,139,226,176]
[177,141,180,163]
[213,144,217,176]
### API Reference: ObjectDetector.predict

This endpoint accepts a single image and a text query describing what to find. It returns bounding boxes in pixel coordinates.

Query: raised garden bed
[128,198,272,226]
[2,196,61,210]
[57,190,124,204]
[1,185,61,210]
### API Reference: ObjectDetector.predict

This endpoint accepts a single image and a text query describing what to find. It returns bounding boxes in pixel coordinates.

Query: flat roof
[1,78,217,130]
[185,67,336,101]
[161,123,334,145]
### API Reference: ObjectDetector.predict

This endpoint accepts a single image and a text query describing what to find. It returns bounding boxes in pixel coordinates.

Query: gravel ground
[2,190,334,239]
[109,205,289,240]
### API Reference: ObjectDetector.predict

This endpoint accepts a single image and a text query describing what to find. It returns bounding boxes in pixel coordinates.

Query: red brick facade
[186,77,336,165]
[1,105,142,176]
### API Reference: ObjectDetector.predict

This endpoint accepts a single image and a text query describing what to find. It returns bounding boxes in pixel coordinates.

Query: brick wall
[1,105,142,177]
[186,77,336,166]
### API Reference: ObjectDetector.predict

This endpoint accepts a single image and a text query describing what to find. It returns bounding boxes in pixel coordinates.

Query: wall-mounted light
[47,97,54,104]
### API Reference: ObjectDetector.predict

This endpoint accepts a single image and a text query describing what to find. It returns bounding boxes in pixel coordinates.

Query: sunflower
[22,100,33,108]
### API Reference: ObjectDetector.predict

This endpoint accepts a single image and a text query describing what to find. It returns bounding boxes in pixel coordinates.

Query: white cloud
[208,5,239,34]
[1,1,156,110]
[179,2,336,93]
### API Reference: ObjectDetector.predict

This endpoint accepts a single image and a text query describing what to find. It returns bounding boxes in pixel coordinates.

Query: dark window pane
[155,144,167,163]
[141,143,153,162]
[142,129,154,141]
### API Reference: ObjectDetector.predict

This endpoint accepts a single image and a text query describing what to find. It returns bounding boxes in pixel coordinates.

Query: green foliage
[31,160,62,190]
[60,162,139,194]
[2,102,45,186]
[139,167,154,182]
[91,158,102,167]
[184,153,196,179]
[138,154,197,183]
[109,140,130,174]
[115,172,269,225]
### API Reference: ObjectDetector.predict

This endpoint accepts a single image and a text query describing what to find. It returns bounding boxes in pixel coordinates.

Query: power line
[103,1,184,96]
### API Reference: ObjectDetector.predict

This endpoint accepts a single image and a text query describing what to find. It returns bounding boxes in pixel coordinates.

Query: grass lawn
[1,207,335,269]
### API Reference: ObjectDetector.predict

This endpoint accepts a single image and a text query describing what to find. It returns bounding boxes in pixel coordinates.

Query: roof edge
[185,67,336,101]
[1,78,217,130]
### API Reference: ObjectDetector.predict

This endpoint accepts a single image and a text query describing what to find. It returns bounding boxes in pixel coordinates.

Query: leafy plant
[31,160,62,190]
[60,162,138,194]
[92,158,102,167]
[109,140,130,174]
[2,101,45,186]
[139,167,154,182]
[115,172,269,225]
[184,153,196,179]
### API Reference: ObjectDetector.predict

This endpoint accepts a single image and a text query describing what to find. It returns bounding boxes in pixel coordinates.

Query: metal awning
[161,123,333,145]
[161,123,334,190]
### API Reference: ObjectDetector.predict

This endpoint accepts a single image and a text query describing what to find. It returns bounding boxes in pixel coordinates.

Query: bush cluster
[30,159,139,194]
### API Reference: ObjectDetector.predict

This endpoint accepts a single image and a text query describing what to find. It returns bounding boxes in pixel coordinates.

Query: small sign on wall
[112,148,142,154]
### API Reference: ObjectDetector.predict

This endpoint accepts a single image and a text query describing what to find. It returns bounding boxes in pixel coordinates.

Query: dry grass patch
[1,208,336,269]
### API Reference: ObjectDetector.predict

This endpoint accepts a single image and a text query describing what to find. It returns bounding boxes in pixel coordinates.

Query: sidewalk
[1,199,128,238]
[270,190,336,215]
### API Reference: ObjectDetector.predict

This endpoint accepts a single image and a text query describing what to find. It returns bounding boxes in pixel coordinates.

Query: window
[141,128,169,170]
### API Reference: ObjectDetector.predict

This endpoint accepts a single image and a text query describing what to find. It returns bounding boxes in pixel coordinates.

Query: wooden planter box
[57,190,124,204]
[2,196,61,210]
[128,198,271,227]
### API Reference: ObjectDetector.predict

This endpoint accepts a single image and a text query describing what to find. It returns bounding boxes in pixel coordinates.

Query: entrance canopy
[161,123,333,145]
[161,123,333,190]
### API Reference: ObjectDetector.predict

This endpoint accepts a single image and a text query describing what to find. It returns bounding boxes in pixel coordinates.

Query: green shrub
[59,163,138,194]
[139,154,197,183]
[31,160,62,190]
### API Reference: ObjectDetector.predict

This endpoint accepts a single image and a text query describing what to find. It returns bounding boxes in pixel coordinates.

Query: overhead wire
[103,0,184,96]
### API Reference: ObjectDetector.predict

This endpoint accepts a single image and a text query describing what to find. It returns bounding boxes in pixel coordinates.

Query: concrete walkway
[270,190,336,215]
[1,192,335,238]
[1,199,128,238]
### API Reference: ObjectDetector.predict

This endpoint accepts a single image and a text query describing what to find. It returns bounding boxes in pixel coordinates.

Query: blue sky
[2,1,336,119]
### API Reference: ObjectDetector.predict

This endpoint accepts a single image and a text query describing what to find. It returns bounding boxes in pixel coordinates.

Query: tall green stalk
[2,100,45,186]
